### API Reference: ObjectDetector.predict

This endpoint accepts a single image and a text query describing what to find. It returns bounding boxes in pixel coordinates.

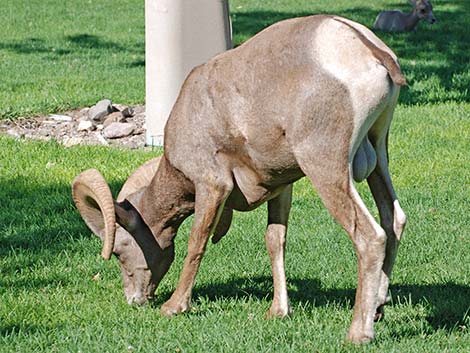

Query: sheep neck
[137,155,196,249]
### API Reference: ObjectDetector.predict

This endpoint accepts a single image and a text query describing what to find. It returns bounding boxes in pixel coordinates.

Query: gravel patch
[0,101,152,150]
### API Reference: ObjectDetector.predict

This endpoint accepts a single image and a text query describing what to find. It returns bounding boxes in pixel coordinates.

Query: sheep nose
[127,293,148,305]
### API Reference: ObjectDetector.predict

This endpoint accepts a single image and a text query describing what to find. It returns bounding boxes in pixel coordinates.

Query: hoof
[211,233,224,244]
[266,304,292,319]
[374,304,385,322]
[160,300,189,317]
[346,332,374,345]
[346,327,374,344]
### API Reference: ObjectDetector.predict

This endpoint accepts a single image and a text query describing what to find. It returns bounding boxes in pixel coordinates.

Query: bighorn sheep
[374,0,436,32]
[72,15,407,343]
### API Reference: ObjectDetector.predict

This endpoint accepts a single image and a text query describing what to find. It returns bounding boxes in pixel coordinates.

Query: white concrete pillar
[145,0,232,146]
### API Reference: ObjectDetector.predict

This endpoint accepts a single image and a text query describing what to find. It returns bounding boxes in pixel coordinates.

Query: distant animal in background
[374,0,436,32]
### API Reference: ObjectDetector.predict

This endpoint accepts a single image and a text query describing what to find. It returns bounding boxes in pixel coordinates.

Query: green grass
[0,104,468,352]
[1,1,470,118]
[231,0,470,106]
[1,0,469,352]
[0,0,145,119]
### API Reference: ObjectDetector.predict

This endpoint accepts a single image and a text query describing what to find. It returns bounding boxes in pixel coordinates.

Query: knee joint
[355,228,386,255]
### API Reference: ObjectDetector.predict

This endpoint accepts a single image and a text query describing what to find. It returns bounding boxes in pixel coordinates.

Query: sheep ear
[114,199,141,233]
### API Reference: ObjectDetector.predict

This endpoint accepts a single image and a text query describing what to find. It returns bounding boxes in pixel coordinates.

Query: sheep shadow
[0,323,52,337]
[0,154,467,340]
[0,175,125,260]
[161,276,469,333]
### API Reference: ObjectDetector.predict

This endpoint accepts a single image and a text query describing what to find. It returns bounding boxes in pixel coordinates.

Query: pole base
[146,132,164,147]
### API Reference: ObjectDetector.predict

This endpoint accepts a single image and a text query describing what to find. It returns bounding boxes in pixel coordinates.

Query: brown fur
[332,18,406,86]
[74,15,407,344]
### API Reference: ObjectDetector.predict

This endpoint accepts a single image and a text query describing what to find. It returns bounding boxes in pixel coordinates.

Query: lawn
[0,0,469,352]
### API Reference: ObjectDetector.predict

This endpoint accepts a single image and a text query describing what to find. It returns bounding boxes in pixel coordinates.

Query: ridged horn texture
[72,169,116,260]
[117,157,161,202]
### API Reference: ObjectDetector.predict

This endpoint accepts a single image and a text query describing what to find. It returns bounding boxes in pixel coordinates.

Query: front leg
[161,183,232,316]
[265,185,293,318]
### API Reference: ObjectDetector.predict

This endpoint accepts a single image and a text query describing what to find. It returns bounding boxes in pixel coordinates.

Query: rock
[77,120,94,131]
[80,107,90,115]
[112,104,133,117]
[112,103,127,112]
[1,103,148,149]
[121,106,135,118]
[132,127,145,135]
[50,114,73,122]
[103,122,135,139]
[70,110,84,120]
[62,136,83,147]
[88,99,113,122]
[94,132,109,146]
[34,135,51,142]
[124,135,145,149]
[103,112,126,127]
[110,134,145,149]
[133,105,145,115]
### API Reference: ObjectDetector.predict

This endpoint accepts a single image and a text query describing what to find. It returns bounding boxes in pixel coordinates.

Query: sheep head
[72,157,174,304]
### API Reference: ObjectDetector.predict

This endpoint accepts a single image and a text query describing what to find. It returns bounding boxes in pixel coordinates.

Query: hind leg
[296,153,386,343]
[367,136,406,320]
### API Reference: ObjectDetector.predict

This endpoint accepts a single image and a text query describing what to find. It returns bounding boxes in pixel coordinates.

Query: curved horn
[72,169,116,260]
[117,157,161,202]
